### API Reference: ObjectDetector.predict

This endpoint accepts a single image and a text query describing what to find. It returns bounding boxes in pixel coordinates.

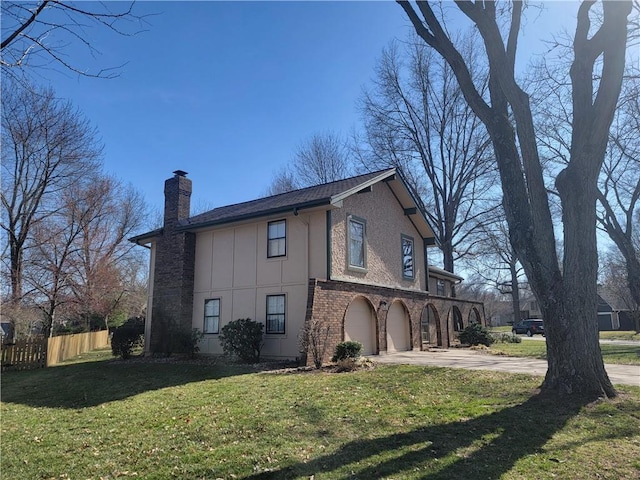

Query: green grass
[2,350,640,479]
[600,331,640,341]
[490,340,640,365]
[491,326,640,342]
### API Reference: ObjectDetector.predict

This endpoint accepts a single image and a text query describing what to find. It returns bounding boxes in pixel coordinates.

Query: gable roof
[130,168,437,243]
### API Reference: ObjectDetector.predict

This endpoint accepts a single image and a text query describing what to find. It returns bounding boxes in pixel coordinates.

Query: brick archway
[386,300,412,352]
[343,295,378,355]
[421,303,443,348]
[468,307,482,325]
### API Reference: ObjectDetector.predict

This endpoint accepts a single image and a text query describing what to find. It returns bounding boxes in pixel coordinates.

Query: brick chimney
[164,170,192,228]
[149,170,196,355]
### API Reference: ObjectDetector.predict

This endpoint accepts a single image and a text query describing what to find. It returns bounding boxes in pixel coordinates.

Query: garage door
[386,301,410,352]
[344,297,376,355]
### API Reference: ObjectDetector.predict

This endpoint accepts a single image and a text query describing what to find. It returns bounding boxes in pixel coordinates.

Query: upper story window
[267,220,286,258]
[204,298,220,334]
[401,235,414,279]
[348,215,367,270]
[266,294,285,334]
[436,279,445,296]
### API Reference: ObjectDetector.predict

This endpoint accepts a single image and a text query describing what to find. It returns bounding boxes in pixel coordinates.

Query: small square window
[436,279,445,296]
[402,235,414,279]
[204,298,220,334]
[268,220,286,258]
[266,294,285,334]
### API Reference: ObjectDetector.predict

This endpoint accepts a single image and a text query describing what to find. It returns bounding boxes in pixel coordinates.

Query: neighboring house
[520,297,542,320]
[521,292,636,331]
[1,321,14,344]
[131,169,484,362]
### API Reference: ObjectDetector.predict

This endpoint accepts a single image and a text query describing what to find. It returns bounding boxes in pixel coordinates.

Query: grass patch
[490,341,640,365]
[600,331,640,342]
[2,352,640,479]
[490,327,640,343]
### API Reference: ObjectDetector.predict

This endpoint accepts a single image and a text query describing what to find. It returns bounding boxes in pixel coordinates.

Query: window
[401,235,414,279]
[204,298,220,334]
[266,294,285,334]
[348,216,366,270]
[436,279,445,296]
[267,220,286,258]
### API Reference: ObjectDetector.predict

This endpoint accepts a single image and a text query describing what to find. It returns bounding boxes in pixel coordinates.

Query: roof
[428,266,463,282]
[130,168,437,243]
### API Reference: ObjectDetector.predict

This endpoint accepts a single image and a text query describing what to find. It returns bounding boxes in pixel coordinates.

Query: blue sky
[37,1,582,220]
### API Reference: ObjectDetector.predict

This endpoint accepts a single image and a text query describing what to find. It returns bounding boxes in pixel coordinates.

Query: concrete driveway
[370,349,640,386]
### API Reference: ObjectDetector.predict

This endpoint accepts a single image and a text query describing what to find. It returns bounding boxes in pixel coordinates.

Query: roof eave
[129,228,163,245]
[177,197,332,232]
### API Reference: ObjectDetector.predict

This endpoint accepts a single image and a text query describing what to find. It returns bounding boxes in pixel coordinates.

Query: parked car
[512,319,545,337]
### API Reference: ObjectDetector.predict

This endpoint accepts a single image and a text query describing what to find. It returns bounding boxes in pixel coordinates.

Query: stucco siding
[331,183,426,291]
[191,212,316,358]
[308,211,327,279]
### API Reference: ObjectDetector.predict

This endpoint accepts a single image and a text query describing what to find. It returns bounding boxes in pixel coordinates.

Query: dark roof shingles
[183,169,392,229]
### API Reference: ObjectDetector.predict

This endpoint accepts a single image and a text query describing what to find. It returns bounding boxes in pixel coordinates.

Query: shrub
[299,318,331,369]
[493,332,522,344]
[111,326,143,359]
[458,323,495,347]
[335,357,359,372]
[332,341,362,362]
[170,328,204,358]
[219,318,264,363]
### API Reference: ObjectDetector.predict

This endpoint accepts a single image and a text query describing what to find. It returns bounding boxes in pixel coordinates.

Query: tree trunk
[509,260,520,323]
[544,162,615,397]
[10,242,23,302]
[542,300,614,397]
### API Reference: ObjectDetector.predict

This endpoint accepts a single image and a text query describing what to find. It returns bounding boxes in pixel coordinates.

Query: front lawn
[490,340,640,365]
[2,350,639,479]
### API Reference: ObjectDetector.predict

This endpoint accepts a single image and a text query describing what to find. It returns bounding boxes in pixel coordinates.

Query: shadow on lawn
[246,392,594,480]
[1,356,257,409]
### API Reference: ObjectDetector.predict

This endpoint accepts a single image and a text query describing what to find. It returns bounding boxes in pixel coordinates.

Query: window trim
[347,215,367,272]
[266,294,286,335]
[203,298,220,334]
[267,219,286,258]
[401,234,415,280]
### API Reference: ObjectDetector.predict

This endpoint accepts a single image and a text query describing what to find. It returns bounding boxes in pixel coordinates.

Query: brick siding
[303,278,485,365]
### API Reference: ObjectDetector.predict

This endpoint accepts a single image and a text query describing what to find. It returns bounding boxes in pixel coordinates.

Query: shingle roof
[181,168,395,230]
[130,167,438,244]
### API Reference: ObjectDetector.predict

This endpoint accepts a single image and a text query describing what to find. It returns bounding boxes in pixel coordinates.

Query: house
[520,297,542,320]
[130,169,485,362]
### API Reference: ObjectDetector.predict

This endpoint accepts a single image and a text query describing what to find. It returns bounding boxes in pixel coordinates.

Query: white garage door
[386,301,410,352]
[344,297,376,355]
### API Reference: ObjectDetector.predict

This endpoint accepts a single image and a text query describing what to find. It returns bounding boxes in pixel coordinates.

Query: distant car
[512,319,545,337]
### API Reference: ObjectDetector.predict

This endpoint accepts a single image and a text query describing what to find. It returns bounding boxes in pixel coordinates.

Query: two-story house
[130,169,484,362]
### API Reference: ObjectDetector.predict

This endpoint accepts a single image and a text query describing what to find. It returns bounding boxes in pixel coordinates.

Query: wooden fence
[1,337,47,371]
[1,330,110,371]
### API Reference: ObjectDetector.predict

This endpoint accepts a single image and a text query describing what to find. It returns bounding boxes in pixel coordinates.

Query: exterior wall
[303,279,486,365]
[427,276,456,297]
[330,183,426,291]
[143,243,156,355]
[192,211,326,359]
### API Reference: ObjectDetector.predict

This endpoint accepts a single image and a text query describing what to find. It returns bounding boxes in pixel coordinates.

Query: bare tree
[292,132,352,187]
[25,180,94,337]
[466,210,524,325]
[1,80,102,303]
[359,38,495,273]
[398,0,632,397]
[264,165,299,196]
[596,78,640,309]
[66,176,147,330]
[1,1,146,79]
[266,131,352,195]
